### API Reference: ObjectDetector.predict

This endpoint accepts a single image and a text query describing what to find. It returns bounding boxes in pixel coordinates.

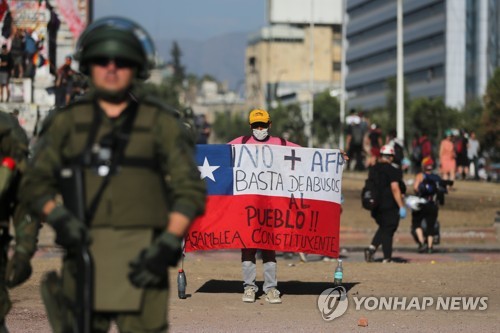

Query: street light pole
[307,0,315,148]
[339,0,347,150]
[396,0,404,141]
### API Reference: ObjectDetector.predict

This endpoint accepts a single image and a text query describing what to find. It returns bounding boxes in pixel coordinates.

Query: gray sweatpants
[241,249,277,293]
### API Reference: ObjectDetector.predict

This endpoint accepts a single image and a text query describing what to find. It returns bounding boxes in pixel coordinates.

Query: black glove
[128,232,182,288]
[46,205,89,252]
[6,251,32,288]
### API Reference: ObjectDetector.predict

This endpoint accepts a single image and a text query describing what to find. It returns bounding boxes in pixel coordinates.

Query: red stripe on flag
[185,195,340,257]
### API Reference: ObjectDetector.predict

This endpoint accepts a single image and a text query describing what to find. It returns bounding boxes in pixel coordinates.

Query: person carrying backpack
[411,157,443,253]
[364,145,407,263]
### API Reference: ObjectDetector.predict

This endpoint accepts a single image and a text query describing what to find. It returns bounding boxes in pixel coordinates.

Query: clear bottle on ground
[333,259,343,287]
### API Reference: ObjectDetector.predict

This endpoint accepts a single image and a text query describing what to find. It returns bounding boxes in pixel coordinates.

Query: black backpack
[361,169,380,211]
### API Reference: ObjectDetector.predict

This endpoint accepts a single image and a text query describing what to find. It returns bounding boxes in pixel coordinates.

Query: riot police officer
[0,111,38,333]
[19,17,206,333]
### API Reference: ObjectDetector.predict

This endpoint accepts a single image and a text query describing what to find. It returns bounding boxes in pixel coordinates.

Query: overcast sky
[94,0,267,41]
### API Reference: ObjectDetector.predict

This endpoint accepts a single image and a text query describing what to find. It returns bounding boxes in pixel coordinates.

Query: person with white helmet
[364,144,407,263]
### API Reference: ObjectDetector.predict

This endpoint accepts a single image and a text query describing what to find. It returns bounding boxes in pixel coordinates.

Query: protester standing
[439,130,456,190]
[367,123,383,167]
[19,17,206,332]
[455,129,469,180]
[10,28,24,79]
[229,108,299,304]
[345,110,365,171]
[467,131,480,180]
[364,145,406,263]
[0,45,12,102]
[195,114,211,144]
[55,56,75,107]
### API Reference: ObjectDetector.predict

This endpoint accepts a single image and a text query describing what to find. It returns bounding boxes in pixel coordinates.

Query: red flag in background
[0,0,9,22]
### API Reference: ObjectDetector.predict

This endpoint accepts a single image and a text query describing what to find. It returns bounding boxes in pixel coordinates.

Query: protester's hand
[6,251,32,288]
[46,205,89,251]
[128,232,182,288]
[399,207,407,219]
[339,149,349,162]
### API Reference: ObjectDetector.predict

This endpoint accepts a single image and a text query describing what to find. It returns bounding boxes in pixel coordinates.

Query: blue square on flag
[196,144,233,195]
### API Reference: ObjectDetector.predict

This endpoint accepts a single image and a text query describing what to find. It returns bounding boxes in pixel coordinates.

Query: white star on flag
[198,157,220,182]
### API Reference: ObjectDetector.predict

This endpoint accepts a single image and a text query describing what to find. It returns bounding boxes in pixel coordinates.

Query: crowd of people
[345,109,492,183]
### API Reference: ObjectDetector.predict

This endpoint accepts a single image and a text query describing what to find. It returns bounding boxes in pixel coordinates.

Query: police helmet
[74,17,156,79]
[380,144,395,156]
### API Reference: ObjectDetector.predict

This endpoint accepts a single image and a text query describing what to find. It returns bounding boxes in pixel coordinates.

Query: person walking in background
[367,123,383,167]
[439,130,456,190]
[455,129,469,180]
[345,109,365,171]
[195,114,211,144]
[0,45,12,102]
[55,56,75,107]
[23,28,37,78]
[411,132,432,174]
[229,108,299,304]
[467,131,480,180]
[10,28,24,79]
[364,145,407,263]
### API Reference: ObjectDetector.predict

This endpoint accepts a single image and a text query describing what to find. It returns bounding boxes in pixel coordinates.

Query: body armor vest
[67,101,169,229]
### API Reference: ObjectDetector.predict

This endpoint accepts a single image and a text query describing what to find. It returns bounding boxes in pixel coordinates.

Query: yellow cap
[248,109,270,124]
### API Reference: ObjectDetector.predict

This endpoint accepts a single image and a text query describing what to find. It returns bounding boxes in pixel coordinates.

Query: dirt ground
[4,173,500,332]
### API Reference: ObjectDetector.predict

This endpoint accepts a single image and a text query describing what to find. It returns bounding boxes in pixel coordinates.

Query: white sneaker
[242,288,256,303]
[265,288,282,304]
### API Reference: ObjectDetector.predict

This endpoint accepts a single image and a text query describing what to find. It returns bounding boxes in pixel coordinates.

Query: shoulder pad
[37,106,71,137]
[142,95,180,118]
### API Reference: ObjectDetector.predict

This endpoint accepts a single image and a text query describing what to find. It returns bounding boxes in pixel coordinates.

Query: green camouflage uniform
[0,111,36,332]
[19,88,206,333]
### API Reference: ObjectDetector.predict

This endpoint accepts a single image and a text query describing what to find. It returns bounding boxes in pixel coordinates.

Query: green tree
[141,81,180,109]
[482,67,500,160]
[385,76,411,130]
[407,97,458,146]
[170,41,185,86]
[270,103,306,145]
[212,111,248,143]
[312,90,340,146]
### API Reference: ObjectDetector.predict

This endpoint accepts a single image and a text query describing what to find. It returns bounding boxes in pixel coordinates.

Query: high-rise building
[245,0,343,109]
[345,0,497,110]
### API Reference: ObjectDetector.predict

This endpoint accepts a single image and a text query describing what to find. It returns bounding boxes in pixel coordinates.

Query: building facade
[346,0,497,110]
[245,0,343,109]
[245,24,342,108]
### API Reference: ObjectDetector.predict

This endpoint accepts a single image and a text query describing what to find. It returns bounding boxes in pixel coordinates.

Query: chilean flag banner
[185,144,344,258]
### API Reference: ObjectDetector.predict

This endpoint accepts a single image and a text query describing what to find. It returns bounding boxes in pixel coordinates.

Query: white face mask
[252,128,269,141]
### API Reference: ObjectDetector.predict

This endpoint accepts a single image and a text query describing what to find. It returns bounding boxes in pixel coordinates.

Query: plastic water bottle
[177,269,187,299]
[333,259,343,287]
